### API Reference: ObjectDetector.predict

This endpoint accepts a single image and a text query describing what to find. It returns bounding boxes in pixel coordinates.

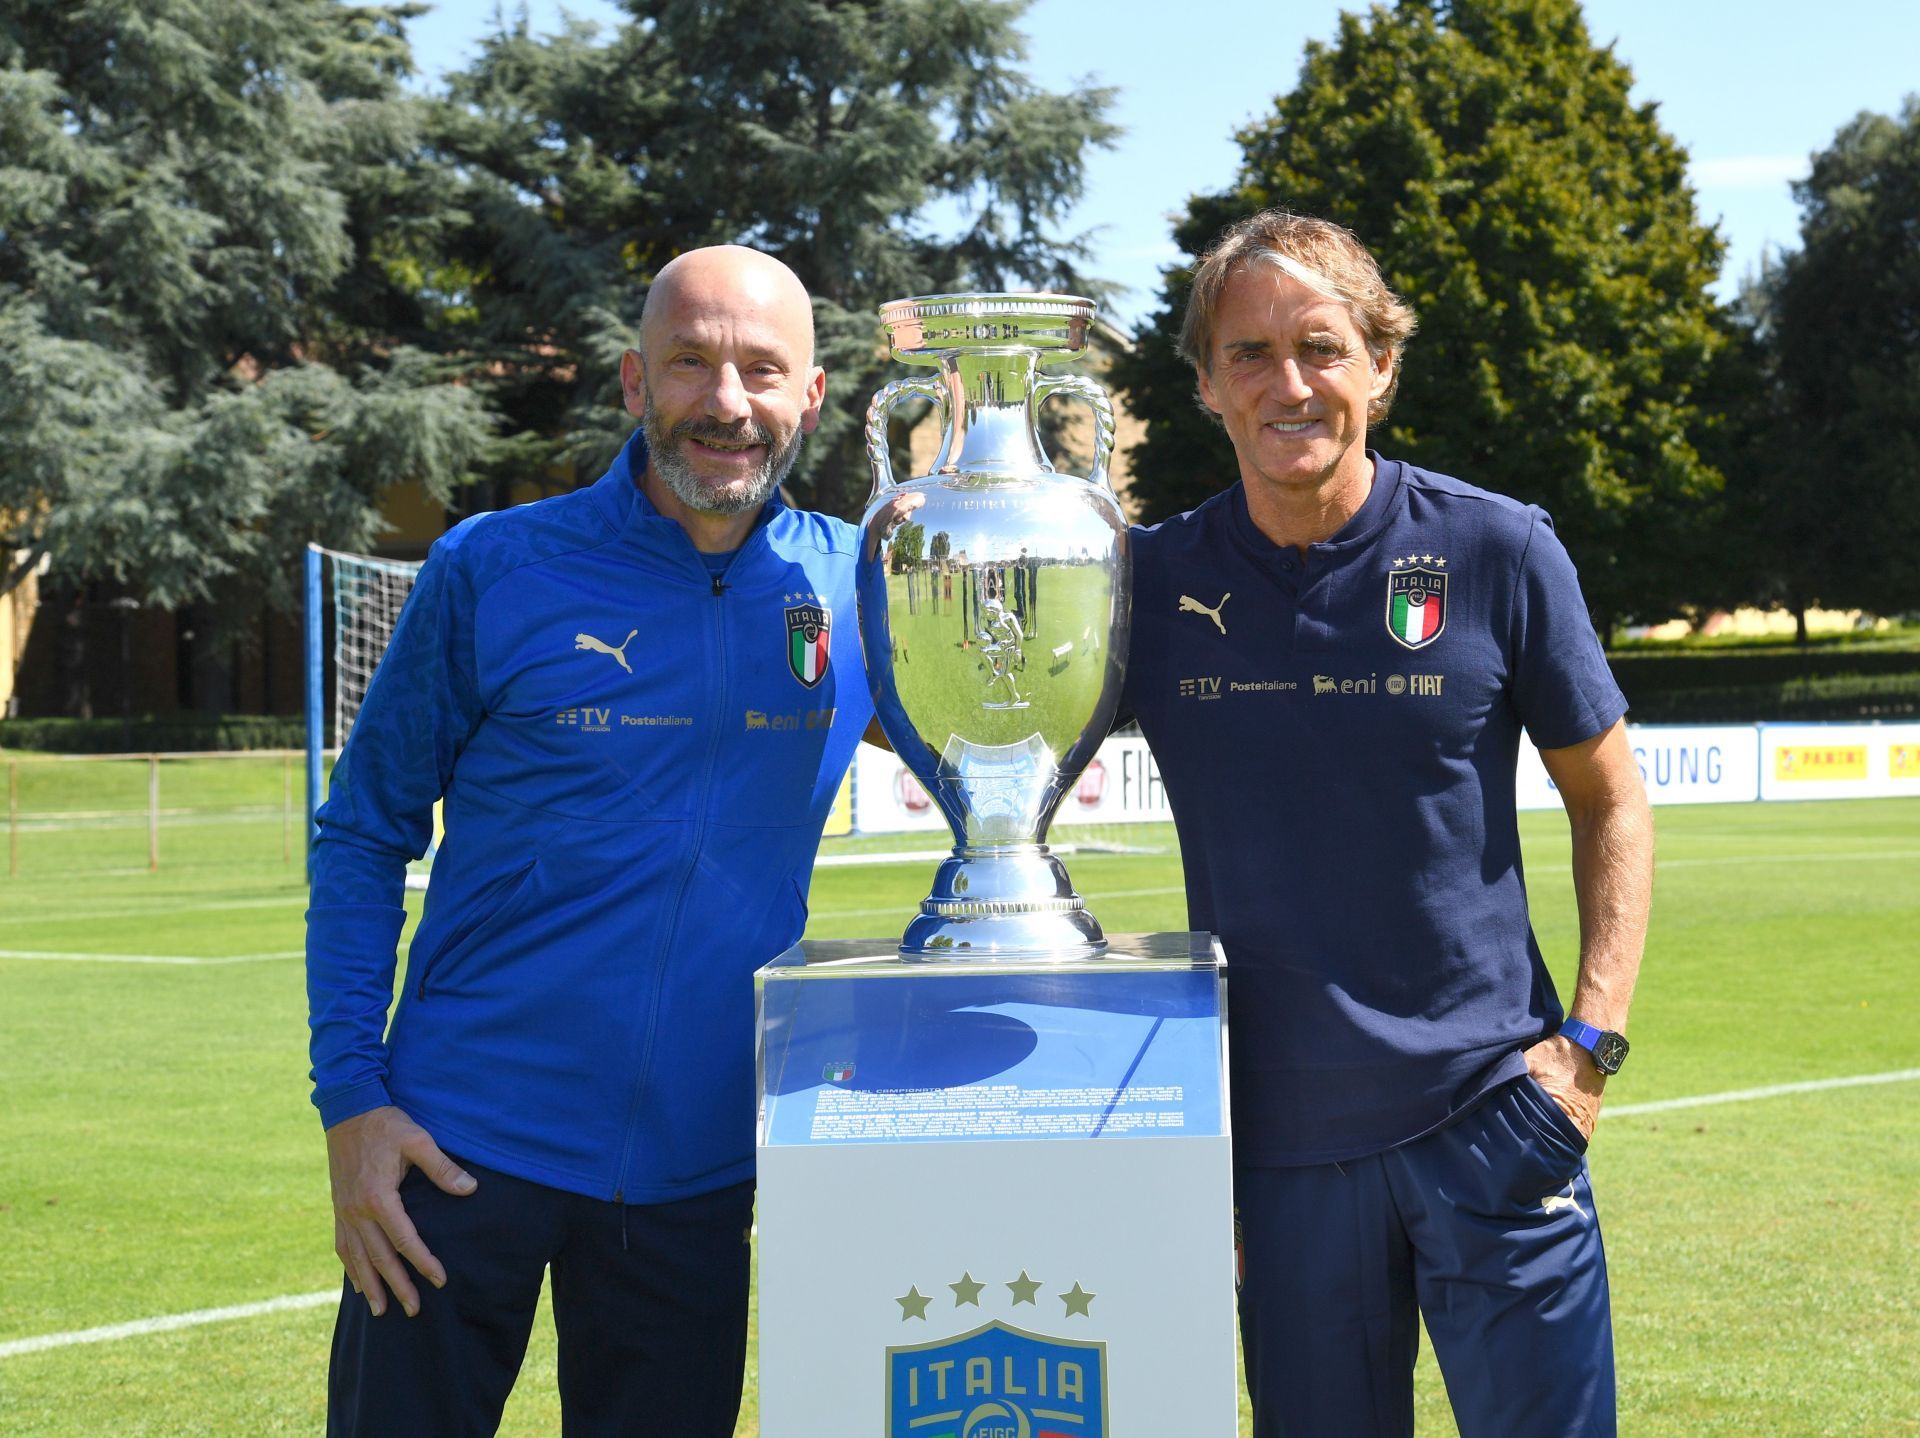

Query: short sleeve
[1509,509,1627,751]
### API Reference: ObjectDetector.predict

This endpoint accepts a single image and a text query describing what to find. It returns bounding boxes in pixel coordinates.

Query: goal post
[304,542,428,876]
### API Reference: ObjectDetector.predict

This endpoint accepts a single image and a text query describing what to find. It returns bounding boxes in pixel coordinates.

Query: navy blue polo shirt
[1125,455,1625,1166]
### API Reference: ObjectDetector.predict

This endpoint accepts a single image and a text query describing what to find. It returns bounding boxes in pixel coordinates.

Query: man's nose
[1271,357,1313,404]
[706,363,753,423]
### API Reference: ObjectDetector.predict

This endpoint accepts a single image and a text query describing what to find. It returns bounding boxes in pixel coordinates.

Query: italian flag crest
[1386,568,1447,650]
[786,603,831,687]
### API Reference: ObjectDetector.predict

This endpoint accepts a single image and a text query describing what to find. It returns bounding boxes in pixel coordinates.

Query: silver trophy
[857,293,1130,958]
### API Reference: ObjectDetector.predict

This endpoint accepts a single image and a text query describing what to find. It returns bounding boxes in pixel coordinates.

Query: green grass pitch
[0,757,1915,1434]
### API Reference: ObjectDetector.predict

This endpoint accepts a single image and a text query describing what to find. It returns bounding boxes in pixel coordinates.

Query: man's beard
[642,401,805,515]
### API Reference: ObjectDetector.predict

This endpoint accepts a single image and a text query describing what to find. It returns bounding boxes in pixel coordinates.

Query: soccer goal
[303,543,434,885]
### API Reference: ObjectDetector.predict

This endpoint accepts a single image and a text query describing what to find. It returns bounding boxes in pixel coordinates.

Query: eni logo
[575,629,638,674]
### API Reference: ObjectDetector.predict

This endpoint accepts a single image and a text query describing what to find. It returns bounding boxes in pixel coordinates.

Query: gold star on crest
[1059,1281,1096,1317]
[950,1272,985,1306]
[896,1286,931,1320]
[1006,1270,1042,1305]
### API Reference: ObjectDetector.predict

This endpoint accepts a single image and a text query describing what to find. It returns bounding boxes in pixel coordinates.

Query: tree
[1736,97,1920,630]
[414,0,1118,516]
[1112,0,1728,631]
[0,0,490,618]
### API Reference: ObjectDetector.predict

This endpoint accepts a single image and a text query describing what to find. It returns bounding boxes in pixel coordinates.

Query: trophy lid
[879,292,1095,360]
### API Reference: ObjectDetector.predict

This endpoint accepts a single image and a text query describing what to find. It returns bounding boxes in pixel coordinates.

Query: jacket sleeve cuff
[314,1079,394,1130]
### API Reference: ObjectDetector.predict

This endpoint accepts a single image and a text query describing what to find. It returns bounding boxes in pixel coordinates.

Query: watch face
[1593,1032,1631,1075]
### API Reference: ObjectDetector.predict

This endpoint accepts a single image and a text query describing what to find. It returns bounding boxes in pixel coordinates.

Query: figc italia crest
[786,602,831,687]
[1385,565,1447,651]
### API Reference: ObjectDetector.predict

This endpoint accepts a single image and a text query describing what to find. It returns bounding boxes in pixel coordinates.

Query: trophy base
[898,845,1106,960]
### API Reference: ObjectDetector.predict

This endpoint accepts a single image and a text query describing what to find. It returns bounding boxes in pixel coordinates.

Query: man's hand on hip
[326,1105,476,1318]
[1522,1034,1607,1143]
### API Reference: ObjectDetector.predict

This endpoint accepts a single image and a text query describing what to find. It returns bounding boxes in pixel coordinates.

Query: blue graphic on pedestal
[887,1322,1107,1438]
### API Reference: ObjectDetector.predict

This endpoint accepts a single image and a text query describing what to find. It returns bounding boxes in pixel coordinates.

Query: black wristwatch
[1560,1018,1630,1076]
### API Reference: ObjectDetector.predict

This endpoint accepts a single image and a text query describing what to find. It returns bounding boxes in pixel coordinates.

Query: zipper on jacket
[611,575,731,1200]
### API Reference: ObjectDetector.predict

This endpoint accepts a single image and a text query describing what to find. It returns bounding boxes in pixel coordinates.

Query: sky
[405,0,1920,332]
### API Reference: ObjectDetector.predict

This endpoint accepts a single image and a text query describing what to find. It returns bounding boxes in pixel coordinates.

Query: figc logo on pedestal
[887,1321,1107,1437]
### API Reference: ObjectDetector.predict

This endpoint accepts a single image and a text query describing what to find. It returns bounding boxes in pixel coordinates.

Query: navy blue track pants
[327,1157,754,1437]
[1237,1075,1615,1438]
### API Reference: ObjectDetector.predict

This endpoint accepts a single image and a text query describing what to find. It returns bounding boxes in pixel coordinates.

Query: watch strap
[1560,1018,1606,1052]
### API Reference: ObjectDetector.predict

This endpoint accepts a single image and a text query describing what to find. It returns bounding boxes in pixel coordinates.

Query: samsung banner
[849,723,1920,835]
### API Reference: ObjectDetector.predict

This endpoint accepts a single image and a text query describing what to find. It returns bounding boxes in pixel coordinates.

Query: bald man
[307,246,878,1435]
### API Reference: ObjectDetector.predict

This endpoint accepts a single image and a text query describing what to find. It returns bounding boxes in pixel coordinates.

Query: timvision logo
[887,1321,1107,1437]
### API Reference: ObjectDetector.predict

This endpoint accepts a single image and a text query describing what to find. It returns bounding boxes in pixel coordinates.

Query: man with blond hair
[307,246,876,1435]
[1123,209,1652,1436]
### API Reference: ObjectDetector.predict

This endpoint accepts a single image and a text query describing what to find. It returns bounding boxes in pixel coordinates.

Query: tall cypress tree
[0,1,491,616]
[1112,0,1727,632]
[1736,96,1920,630]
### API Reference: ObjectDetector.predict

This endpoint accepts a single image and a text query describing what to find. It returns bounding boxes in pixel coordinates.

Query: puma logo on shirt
[576,629,639,674]
[1179,592,1231,635]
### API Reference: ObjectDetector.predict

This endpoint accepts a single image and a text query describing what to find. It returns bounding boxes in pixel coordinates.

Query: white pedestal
[755,934,1237,1437]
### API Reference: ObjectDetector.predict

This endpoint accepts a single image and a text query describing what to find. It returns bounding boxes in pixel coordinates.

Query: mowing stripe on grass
[4,1068,1916,1362]
[0,948,303,965]
[0,1291,337,1359]
[0,895,308,926]
[1603,1068,1920,1118]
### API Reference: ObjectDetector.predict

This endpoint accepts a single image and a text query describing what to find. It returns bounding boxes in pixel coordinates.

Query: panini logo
[1774,745,1867,780]
[888,1321,1107,1438]
[1891,744,1920,779]
[1178,676,1222,701]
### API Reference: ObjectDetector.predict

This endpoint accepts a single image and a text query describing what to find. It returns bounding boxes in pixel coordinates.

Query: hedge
[0,714,307,753]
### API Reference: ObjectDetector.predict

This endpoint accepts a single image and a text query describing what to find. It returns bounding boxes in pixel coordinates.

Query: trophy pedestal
[754,933,1237,1435]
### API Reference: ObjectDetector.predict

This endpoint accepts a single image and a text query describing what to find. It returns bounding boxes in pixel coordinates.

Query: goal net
[304,544,435,886]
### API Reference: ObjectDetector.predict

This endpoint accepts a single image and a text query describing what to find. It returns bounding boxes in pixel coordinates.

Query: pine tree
[417,0,1118,515]
[1738,96,1920,628]
[0,1,490,614]
[1111,0,1727,631]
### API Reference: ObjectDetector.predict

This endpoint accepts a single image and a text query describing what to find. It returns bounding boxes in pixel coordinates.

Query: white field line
[4,1067,1917,1361]
[0,1291,337,1359]
[1602,1068,1920,1118]
[0,895,306,927]
[0,949,302,966]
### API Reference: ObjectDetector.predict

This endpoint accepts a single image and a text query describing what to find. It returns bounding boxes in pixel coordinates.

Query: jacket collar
[588,429,787,567]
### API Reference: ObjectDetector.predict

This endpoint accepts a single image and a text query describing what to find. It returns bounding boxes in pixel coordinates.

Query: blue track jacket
[306,433,873,1202]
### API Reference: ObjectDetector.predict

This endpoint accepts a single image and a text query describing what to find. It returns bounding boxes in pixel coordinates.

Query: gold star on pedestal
[896,1286,931,1321]
[950,1272,985,1306]
[1059,1282,1096,1317]
[1006,1271,1042,1306]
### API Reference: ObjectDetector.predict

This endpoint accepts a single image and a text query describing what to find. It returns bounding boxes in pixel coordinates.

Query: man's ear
[1369,347,1394,402]
[1194,361,1222,415]
[620,349,647,419]
[800,364,827,434]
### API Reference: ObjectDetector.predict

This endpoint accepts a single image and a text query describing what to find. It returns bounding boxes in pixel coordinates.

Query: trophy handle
[1033,373,1117,493]
[864,376,947,498]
